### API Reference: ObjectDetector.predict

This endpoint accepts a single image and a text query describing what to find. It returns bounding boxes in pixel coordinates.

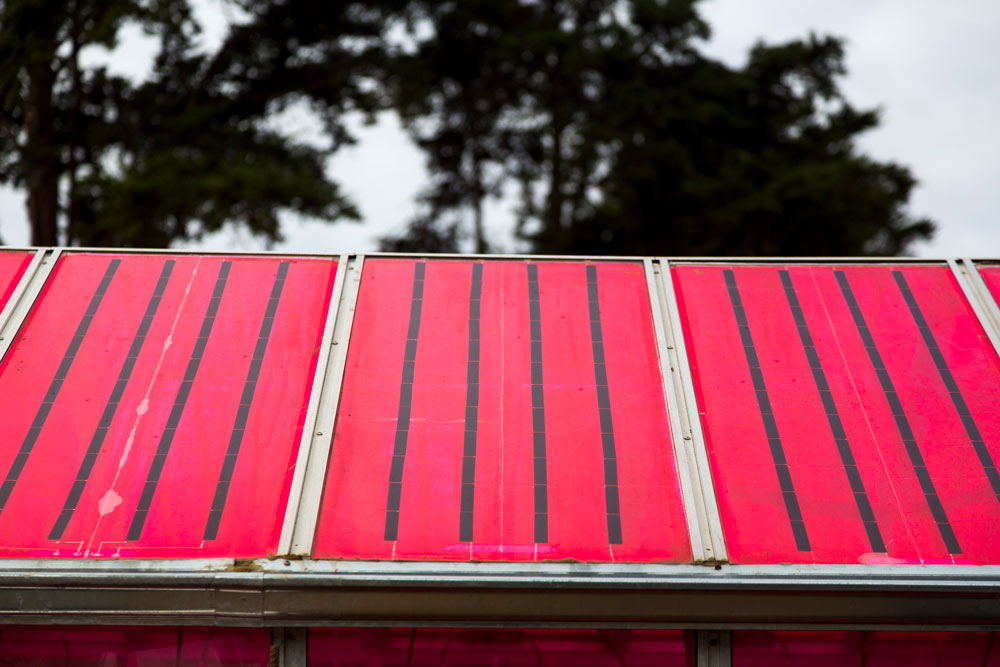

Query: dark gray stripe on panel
[779,269,885,552]
[724,269,811,551]
[528,264,548,544]
[49,259,175,540]
[127,261,231,541]
[586,265,623,545]
[893,270,1000,505]
[385,262,426,541]
[459,263,483,542]
[0,258,121,514]
[835,269,960,554]
[203,261,290,540]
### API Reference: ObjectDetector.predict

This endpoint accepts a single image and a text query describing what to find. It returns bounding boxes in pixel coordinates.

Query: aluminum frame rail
[0,560,996,629]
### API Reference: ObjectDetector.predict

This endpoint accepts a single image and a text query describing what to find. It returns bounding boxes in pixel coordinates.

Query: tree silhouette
[382,0,933,255]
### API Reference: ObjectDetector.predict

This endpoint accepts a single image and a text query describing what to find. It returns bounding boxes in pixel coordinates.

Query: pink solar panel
[674,264,1000,564]
[0,625,269,666]
[314,259,690,562]
[734,630,999,666]
[0,253,336,558]
[0,250,32,312]
[309,628,691,666]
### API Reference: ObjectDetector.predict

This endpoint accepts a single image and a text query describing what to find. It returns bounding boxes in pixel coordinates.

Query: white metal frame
[951,259,1000,358]
[285,255,365,555]
[0,248,60,365]
[645,259,727,563]
[278,255,350,555]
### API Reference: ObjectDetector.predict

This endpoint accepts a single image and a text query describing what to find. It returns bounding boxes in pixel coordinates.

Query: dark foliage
[2,0,933,255]
[382,0,933,255]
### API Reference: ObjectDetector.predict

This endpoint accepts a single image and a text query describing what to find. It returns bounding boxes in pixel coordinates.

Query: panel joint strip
[384,261,426,541]
[127,260,232,541]
[278,256,350,555]
[835,269,961,554]
[724,268,810,551]
[287,255,365,555]
[650,259,728,563]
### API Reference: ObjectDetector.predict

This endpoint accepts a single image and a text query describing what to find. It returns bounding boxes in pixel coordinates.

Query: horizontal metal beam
[24,246,977,263]
[0,561,996,628]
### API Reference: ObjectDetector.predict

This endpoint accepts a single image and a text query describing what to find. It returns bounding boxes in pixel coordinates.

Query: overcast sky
[1,0,997,257]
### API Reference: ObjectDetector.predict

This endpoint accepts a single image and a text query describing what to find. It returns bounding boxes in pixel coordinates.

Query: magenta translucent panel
[0,626,270,666]
[309,628,691,666]
[734,631,1000,667]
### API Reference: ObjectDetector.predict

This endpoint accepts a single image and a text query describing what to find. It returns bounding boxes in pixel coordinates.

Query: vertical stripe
[459,263,483,542]
[893,270,1000,504]
[49,259,175,540]
[779,270,885,552]
[0,258,120,514]
[723,269,811,551]
[203,261,290,540]
[835,270,961,554]
[127,261,231,541]
[384,262,426,541]
[527,263,548,544]
[586,265,623,545]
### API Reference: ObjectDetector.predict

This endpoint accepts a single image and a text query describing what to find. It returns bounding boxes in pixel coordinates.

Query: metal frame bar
[278,255,350,555]
[951,259,1000,359]
[654,259,728,562]
[0,561,996,628]
[645,260,715,562]
[697,630,732,667]
[34,246,964,262]
[272,627,307,666]
[0,248,61,365]
[287,255,366,555]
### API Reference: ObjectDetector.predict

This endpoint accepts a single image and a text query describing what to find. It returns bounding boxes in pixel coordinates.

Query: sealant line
[723,268,811,551]
[0,258,121,513]
[49,259,175,540]
[779,269,885,552]
[835,269,961,554]
[527,263,548,544]
[384,261,426,541]
[586,264,623,545]
[893,269,1000,505]
[127,260,232,541]
[203,261,290,540]
[459,263,483,542]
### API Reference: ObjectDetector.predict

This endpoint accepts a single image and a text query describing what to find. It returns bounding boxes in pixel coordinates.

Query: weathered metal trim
[656,259,728,561]
[272,627,307,666]
[697,630,732,667]
[278,256,350,555]
[666,257,947,264]
[645,259,709,562]
[0,248,61,366]
[0,562,997,628]
[288,255,366,555]
[952,259,1000,359]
